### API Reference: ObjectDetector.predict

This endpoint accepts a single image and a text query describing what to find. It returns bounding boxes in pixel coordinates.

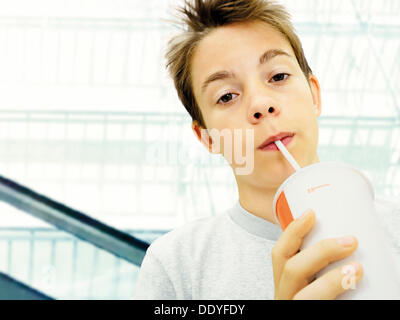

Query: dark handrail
[0,174,149,266]
[0,272,53,300]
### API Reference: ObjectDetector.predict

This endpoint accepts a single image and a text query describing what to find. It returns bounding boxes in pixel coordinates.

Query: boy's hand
[271,210,363,300]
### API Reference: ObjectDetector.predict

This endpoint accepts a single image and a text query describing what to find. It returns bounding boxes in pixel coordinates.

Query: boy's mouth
[258,132,295,151]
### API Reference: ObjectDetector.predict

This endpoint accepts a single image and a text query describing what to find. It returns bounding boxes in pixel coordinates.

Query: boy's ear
[191,120,217,154]
[308,74,322,117]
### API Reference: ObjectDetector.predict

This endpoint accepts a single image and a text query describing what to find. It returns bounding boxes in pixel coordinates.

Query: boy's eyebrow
[201,49,292,94]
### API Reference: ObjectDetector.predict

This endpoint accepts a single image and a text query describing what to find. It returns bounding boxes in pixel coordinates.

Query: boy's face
[190,20,321,188]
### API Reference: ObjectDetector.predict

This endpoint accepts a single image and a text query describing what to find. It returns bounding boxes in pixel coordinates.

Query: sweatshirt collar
[228,200,283,241]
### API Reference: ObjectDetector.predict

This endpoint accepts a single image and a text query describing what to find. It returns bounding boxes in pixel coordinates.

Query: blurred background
[0,0,399,299]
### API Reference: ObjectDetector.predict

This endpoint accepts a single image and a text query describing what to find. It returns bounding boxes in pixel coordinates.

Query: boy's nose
[249,105,278,123]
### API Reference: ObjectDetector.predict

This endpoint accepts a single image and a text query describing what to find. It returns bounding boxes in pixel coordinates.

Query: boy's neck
[236,156,320,225]
[237,184,280,225]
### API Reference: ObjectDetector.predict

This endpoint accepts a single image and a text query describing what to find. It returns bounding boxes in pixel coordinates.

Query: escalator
[0,174,150,299]
[0,272,53,300]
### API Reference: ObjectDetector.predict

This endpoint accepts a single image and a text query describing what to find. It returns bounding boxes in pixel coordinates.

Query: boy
[134,0,396,299]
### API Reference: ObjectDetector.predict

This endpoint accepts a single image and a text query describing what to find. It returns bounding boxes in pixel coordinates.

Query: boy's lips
[257,132,295,150]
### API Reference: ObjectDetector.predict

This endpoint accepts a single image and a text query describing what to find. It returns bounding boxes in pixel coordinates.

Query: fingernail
[337,236,355,247]
[299,209,312,220]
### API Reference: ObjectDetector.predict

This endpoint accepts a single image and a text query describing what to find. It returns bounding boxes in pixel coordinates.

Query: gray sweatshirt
[133,196,400,299]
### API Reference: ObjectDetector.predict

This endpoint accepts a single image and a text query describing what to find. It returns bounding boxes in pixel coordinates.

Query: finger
[293,261,363,300]
[279,235,358,298]
[271,209,315,287]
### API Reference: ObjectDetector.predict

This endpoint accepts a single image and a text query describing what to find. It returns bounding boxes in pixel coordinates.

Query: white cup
[272,161,400,299]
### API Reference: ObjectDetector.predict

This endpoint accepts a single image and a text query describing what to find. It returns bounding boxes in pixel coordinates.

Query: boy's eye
[216,73,289,105]
[217,93,238,105]
[270,73,289,82]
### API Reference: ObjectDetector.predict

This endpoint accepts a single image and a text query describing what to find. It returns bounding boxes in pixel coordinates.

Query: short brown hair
[164,0,313,129]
